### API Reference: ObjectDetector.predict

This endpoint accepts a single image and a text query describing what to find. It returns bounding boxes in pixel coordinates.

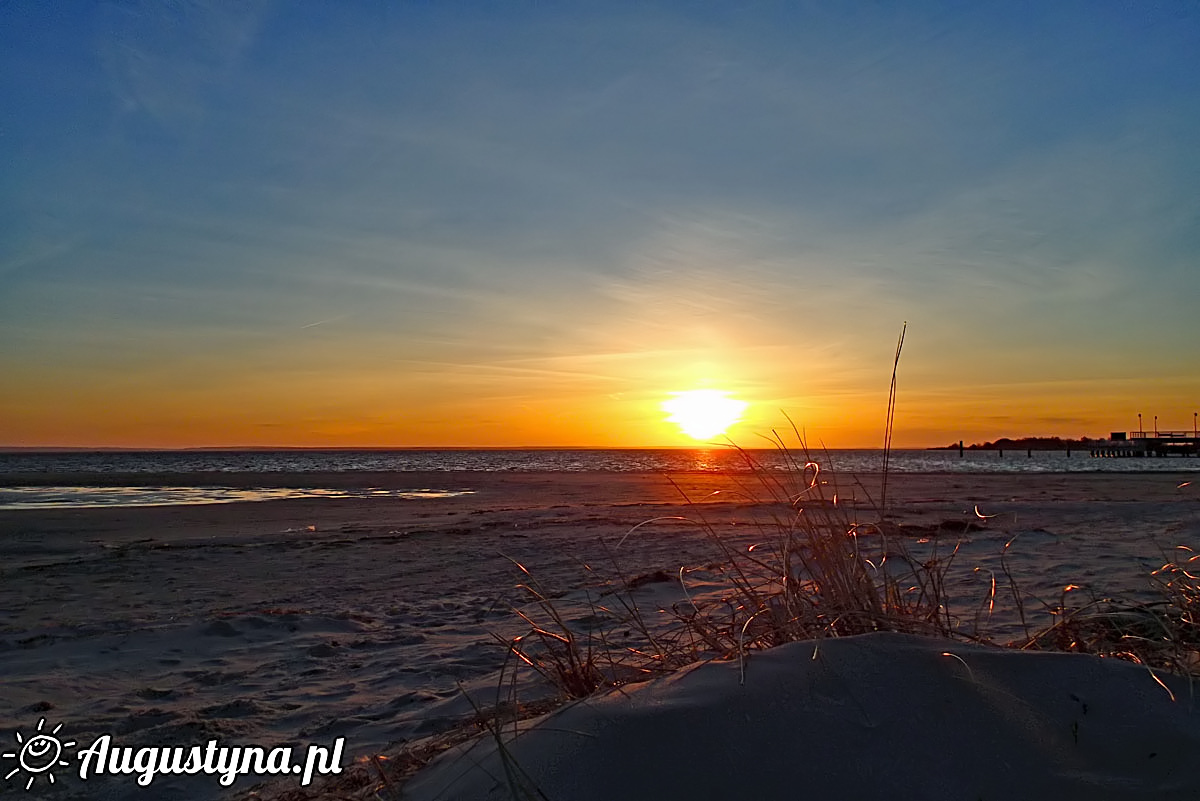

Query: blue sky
[2,2,1198,447]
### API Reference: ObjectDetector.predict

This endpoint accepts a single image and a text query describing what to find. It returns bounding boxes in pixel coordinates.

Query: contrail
[300,315,346,329]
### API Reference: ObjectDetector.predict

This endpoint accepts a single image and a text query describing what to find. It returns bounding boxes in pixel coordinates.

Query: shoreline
[0,470,1197,527]
[2,464,1197,490]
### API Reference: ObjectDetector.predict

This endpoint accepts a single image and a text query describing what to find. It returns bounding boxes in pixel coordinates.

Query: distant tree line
[936,436,1095,451]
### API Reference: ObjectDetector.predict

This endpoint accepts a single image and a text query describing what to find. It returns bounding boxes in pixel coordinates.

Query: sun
[662,390,748,441]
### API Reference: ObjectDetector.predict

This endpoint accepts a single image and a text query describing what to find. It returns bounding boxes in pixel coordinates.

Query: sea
[1,448,1197,509]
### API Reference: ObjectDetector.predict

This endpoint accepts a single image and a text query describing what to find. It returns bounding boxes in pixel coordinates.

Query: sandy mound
[403,632,1200,801]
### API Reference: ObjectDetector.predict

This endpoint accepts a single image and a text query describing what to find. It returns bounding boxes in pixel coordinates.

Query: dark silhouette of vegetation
[937,436,1095,451]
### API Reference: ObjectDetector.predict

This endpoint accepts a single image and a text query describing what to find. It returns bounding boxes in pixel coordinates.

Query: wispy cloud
[97,0,270,125]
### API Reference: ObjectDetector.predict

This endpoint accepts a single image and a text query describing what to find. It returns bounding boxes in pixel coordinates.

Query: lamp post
[1154,415,1158,436]
[1138,413,1143,437]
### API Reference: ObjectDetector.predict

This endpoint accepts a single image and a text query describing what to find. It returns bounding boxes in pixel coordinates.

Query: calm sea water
[1,448,1196,509]
[2,447,1198,475]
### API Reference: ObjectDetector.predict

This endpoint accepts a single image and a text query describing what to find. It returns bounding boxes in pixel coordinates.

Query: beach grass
[496,429,985,704]
[1014,545,1200,681]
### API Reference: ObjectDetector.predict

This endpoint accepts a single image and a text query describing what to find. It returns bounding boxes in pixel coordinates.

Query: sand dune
[403,632,1200,801]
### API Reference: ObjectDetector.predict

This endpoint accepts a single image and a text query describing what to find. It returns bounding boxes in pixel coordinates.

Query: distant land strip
[935,437,1094,451]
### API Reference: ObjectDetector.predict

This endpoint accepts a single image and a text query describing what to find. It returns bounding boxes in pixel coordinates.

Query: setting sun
[662,390,749,441]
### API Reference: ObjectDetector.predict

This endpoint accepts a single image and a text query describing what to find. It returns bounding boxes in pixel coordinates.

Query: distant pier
[1091,431,1200,458]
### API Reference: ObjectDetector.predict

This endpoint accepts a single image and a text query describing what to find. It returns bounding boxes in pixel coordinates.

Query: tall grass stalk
[880,321,906,515]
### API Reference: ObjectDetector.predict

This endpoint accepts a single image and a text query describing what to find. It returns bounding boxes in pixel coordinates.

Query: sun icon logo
[3,718,76,791]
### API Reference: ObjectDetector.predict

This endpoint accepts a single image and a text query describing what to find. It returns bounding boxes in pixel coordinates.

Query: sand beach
[2,468,1199,799]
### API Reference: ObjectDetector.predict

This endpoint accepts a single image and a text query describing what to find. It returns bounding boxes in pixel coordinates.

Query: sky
[2,1,1198,449]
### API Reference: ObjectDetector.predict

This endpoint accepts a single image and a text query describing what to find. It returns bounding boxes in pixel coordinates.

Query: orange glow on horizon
[1,349,1195,450]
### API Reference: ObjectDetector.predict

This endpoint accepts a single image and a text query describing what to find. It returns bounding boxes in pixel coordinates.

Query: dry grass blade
[880,321,906,514]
